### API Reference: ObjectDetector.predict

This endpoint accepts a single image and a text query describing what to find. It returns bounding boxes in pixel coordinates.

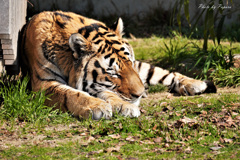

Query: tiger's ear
[110,18,124,37]
[69,33,96,59]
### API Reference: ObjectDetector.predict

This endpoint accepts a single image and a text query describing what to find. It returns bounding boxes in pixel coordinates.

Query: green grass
[0,75,73,126]
[211,67,240,87]
[1,36,240,159]
[1,93,240,159]
[130,34,240,80]
[130,34,240,64]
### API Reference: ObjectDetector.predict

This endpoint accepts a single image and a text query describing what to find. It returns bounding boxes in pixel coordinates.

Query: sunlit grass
[0,36,240,159]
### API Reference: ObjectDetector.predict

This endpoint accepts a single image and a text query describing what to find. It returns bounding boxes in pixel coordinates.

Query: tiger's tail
[134,61,217,96]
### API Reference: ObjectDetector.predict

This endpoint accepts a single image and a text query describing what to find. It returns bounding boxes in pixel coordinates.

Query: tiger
[20,11,216,120]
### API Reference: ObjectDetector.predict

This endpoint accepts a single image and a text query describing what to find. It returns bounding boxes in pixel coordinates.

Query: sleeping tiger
[20,11,216,120]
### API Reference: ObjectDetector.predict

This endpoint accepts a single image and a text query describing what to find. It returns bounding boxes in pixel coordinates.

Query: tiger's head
[69,18,145,106]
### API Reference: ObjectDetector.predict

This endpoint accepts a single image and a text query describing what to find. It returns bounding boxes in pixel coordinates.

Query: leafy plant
[0,76,70,124]
[190,42,234,79]
[162,38,190,69]
[211,67,240,87]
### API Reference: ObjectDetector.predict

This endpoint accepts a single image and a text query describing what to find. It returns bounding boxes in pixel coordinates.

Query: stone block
[4,59,15,65]
[3,49,13,55]
[0,0,27,73]
[3,54,14,59]
[2,44,12,50]
[0,39,12,44]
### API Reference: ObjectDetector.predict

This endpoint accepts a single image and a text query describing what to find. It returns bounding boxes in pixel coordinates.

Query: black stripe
[109,58,115,67]
[94,60,101,68]
[114,49,120,53]
[146,65,155,85]
[105,77,111,82]
[106,34,116,37]
[94,61,106,74]
[78,24,108,38]
[54,11,72,21]
[105,40,113,45]
[104,54,111,59]
[100,25,109,31]
[92,70,98,83]
[94,39,102,44]
[45,84,60,95]
[92,34,99,41]
[111,40,121,45]
[98,32,107,36]
[169,76,176,93]
[90,83,95,90]
[138,61,142,72]
[158,74,169,83]
[82,81,88,92]
[79,17,85,24]
[102,43,108,52]
[124,52,129,55]
[56,19,66,29]
[101,31,109,35]
[78,23,101,39]
[82,29,90,39]
[82,54,98,91]
[97,45,103,53]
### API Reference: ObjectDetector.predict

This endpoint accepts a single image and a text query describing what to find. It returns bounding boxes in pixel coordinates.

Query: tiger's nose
[131,90,144,99]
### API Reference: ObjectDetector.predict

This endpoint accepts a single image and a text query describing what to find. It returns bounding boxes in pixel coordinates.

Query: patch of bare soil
[0,123,89,150]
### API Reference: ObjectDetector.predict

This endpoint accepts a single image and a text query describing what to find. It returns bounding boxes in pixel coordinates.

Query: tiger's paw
[87,99,113,120]
[172,75,217,96]
[120,103,141,117]
[111,101,140,118]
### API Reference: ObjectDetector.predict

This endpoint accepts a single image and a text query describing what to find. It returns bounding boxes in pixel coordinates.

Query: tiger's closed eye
[106,68,121,78]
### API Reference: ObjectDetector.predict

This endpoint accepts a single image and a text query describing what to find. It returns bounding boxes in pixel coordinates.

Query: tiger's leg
[97,91,141,117]
[134,61,217,96]
[38,81,112,120]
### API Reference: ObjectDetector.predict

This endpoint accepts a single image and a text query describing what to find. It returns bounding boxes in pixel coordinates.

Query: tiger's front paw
[86,99,112,120]
[121,102,141,117]
[111,101,140,118]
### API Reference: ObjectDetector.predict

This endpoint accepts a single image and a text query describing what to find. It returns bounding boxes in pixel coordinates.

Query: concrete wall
[0,0,239,73]
[28,0,240,25]
[0,0,27,74]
